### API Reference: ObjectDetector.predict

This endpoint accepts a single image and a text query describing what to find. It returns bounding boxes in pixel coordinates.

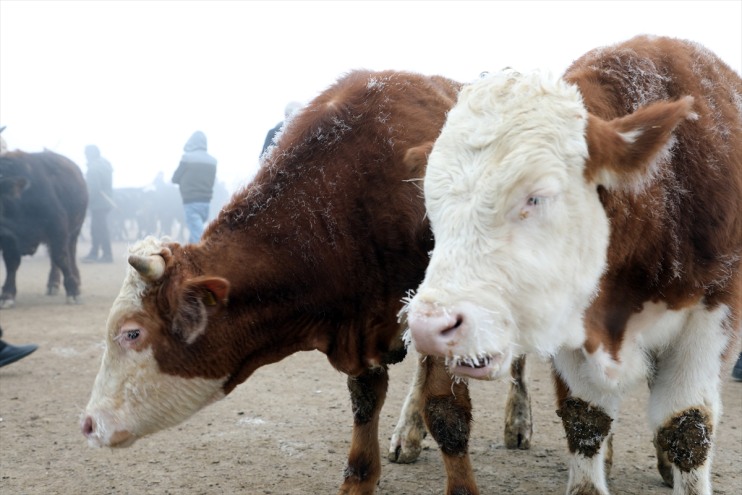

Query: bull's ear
[172,276,230,344]
[584,96,695,191]
[403,142,434,177]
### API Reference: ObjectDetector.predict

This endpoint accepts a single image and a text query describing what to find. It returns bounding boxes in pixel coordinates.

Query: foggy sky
[1,0,740,193]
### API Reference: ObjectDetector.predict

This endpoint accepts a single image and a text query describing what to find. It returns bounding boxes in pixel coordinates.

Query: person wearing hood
[172,131,217,244]
[82,145,114,263]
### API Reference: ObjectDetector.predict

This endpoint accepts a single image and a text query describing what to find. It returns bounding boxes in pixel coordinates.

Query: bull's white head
[406,70,694,380]
[81,237,229,447]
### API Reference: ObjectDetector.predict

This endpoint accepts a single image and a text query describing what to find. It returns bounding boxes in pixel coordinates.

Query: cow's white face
[82,239,226,447]
[407,70,693,380]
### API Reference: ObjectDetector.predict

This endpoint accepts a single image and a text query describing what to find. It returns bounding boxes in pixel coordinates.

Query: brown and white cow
[80,70,533,495]
[407,36,741,495]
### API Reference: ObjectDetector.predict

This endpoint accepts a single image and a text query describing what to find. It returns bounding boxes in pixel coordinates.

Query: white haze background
[1,0,740,195]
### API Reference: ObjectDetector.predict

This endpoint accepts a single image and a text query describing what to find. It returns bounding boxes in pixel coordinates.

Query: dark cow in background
[81,70,534,495]
[407,36,741,495]
[0,150,88,308]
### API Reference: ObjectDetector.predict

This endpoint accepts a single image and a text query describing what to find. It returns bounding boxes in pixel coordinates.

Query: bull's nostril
[82,416,94,437]
[440,315,463,338]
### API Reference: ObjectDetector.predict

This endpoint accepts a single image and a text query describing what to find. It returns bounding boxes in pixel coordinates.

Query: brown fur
[566,36,742,358]
[129,70,463,493]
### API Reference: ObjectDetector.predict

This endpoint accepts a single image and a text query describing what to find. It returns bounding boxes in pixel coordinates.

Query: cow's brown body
[82,70,526,494]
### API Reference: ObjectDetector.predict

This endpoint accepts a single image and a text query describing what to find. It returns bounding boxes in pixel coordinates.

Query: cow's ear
[172,276,230,344]
[403,142,434,177]
[584,96,695,192]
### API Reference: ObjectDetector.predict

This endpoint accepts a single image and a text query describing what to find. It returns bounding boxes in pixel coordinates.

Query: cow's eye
[125,329,140,341]
[527,196,542,206]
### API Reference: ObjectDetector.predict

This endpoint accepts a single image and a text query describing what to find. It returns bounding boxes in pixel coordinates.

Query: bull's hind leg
[388,350,427,463]
[647,306,732,495]
[422,356,478,495]
[47,263,61,295]
[341,366,389,495]
[47,231,81,303]
[504,354,533,449]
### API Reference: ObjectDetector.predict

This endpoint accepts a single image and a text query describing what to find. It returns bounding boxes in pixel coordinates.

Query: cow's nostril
[441,315,464,338]
[82,416,94,437]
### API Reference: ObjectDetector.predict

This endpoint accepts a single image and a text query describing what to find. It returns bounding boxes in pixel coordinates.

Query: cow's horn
[128,254,166,281]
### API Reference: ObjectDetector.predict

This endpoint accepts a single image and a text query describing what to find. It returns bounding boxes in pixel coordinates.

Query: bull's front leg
[503,354,533,450]
[1,246,21,308]
[341,366,389,495]
[388,350,427,463]
[553,369,615,495]
[422,356,478,495]
[646,308,729,495]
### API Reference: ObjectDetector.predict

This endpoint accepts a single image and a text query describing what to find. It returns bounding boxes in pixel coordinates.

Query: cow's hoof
[66,295,82,305]
[0,298,15,309]
[504,419,532,449]
[388,431,425,463]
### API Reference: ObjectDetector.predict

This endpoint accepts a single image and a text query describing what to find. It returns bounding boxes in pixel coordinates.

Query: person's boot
[0,341,38,367]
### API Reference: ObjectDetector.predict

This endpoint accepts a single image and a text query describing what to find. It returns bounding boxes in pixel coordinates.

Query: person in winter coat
[172,131,217,244]
[82,145,114,263]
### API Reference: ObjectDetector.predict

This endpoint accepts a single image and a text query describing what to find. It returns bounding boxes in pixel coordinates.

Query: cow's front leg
[504,354,532,449]
[422,356,478,495]
[646,307,730,495]
[341,366,389,495]
[553,369,615,495]
[388,350,427,463]
[1,246,21,308]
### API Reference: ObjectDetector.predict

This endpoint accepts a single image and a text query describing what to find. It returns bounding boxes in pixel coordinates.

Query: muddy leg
[653,434,674,487]
[422,356,478,495]
[655,408,714,495]
[388,350,427,463]
[340,366,389,495]
[553,370,614,495]
[646,307,731,495]
[504,354,532,449]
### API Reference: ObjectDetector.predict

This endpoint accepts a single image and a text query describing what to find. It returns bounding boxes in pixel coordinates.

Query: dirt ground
[1,239,740,495]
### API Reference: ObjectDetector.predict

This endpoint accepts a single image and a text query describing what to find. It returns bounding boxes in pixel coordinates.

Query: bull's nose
[81,416,94,437]
[408,302,464,356]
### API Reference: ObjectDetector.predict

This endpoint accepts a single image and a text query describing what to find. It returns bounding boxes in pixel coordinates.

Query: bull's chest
[564,302,693,393]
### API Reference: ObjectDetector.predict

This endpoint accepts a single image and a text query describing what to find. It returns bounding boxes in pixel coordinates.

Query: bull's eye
[125,329,141,341]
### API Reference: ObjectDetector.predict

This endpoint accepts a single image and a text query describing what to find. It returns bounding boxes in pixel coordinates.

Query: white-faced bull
[407,35,741,495]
